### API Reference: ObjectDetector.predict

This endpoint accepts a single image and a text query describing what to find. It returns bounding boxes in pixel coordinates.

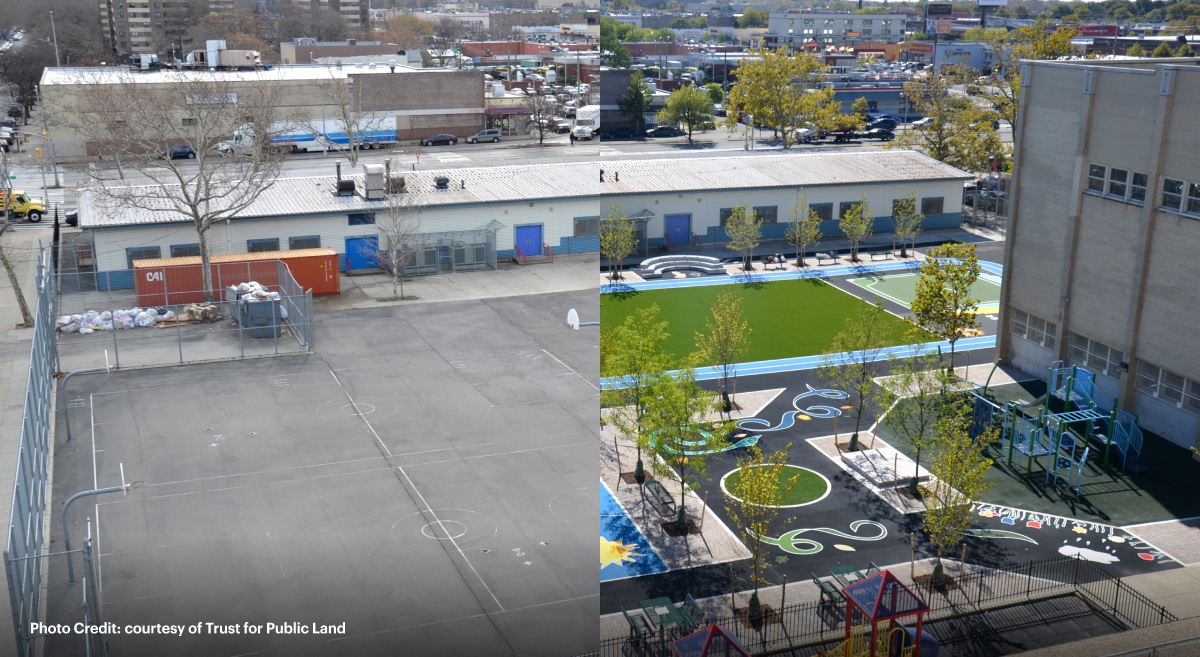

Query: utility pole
[50,10,61,67]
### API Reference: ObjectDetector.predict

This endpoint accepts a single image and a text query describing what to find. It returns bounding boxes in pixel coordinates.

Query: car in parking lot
[645,125,685,138]
[912,117,933,127]
[465,129,500,144]
[420,133,457,146]
[867,118,897,131]
[863,128,895,141]
[163,144,196,159]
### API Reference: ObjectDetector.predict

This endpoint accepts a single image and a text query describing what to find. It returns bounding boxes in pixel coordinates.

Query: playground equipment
[670,624,750,657]
[824,570,935,657]
[984,361,1145,494]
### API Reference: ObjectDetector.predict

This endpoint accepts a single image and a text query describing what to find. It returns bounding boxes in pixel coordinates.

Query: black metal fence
[596,557,1178,657]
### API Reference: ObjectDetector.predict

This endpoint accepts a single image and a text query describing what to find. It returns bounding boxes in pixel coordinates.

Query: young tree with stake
[820,301,896,452]
[600,203,637,281]
[724,203,761,272]
[724,443,797,620]
[784,196,821,267]
[601,306,672,483]
[371,187,421,301]
[891,190,924,258]
[924,399,995,583]
[838,192,873,263]
[911,243,981,372]
[695,291,750,414]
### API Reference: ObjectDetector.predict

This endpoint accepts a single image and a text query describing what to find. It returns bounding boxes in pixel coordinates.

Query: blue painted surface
[663,214,691,248]
[557,236,600,254]
[514,225,543,256]
[344,236,378,271]
[97,270,134,291]
[600,480,667,582]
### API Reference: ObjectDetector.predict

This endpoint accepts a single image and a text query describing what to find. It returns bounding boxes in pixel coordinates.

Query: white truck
[218,116,399,156]
[571,105,600,140]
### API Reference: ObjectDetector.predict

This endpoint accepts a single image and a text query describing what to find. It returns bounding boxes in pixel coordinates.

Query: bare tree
[312,72,391,167]
[372,186,422,301]
[60,70,292,302]
[0,151,33,327]
[524,93,557,145]
[0,41,56,124]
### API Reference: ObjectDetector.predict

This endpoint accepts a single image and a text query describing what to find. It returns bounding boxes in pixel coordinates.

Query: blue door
[344,236,378,271]
[664,214,691,249]
[514,225,542,257]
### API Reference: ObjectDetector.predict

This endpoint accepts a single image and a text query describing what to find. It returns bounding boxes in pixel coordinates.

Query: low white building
[598,151,972,254]
[76,161,600,291]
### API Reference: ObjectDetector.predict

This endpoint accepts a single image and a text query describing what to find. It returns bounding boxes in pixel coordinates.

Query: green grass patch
[848,273,1002,310]
[725,465,829,506]
[601,279,933,365]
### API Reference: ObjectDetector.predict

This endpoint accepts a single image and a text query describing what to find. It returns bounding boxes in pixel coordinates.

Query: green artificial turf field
[724,465,830,507]
[601,279,933,365]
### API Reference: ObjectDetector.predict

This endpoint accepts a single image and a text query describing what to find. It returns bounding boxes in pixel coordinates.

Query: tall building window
[1067,332,1125,379]
[1130,172,1147,204]
[1187,182,1200,214]
[1010,308,1056,349]
[1137,361,1200,414]
[1107,168,1127,199]
[1161,178,1183,211]
[1087,164,1106,193]
[921,197,944,215]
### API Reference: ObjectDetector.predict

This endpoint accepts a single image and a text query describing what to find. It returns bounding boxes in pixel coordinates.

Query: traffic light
[35,147,42,159]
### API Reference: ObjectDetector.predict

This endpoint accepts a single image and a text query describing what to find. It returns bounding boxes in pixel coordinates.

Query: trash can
[240,298,282,338]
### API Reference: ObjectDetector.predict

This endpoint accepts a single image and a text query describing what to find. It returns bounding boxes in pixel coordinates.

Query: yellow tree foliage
[724,443,797,595]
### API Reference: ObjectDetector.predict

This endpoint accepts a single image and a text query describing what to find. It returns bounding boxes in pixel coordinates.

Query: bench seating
[812,572,844,604]
[645,480,676,515]
[637,255,726,279]
[816,252,840,266]
[681,593,706,631]
[621,604,652,641]
[868,249,893,261]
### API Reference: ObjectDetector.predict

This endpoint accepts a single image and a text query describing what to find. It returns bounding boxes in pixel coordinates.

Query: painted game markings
[970,502,1176,566]
[600,480,668,582]
[735,384,849,431]
[760,520,889,556]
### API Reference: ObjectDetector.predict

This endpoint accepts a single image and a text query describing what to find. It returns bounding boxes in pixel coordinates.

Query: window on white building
[1010,309,1057,350]
[1086,164,1106,193]
[1161,178,1183,211]
[1067,332,1125,379]
[1137,361,1200,414]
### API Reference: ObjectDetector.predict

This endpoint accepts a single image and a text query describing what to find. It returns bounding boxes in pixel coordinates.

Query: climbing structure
[671,624,750,657]
[827,570,934,657]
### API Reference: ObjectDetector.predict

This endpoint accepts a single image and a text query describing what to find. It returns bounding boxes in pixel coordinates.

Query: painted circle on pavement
[720,464,832,508]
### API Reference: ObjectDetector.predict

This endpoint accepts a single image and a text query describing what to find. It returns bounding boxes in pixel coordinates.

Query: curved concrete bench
[637,255,727,279]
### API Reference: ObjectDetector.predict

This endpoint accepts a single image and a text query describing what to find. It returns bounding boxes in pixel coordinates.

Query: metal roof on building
[77,151,971,228]
[40,63,450,86]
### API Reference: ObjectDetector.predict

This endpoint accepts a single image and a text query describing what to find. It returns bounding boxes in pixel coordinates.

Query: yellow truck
[1,189,46,222]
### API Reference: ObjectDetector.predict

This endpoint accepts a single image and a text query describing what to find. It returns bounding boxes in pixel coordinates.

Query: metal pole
[60,368,110,442]
[62,486,127,585]
[50,11,61,67]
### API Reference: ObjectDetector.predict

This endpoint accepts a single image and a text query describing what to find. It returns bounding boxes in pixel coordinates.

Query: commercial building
[279,39,412,66]
[597,151,972,254]
[76,160,600,290]
[39,65,485,157]
[764,10,915,49]
[998,57,1200,451]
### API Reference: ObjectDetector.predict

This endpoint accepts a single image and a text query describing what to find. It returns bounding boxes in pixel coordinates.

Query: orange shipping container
[132,248,341,307]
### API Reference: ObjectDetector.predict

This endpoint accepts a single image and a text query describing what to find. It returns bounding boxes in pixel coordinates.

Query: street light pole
[50,10,60,67]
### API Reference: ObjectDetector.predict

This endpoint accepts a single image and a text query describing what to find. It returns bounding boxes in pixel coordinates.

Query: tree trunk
[0,233,34,327]
[197,229,215,302]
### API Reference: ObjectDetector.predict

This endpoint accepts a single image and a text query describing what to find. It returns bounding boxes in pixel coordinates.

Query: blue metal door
[344,236,378,271]
[514,225,542,257]
[664,214,691,249]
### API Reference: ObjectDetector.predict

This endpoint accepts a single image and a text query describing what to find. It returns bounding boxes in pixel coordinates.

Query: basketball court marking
[848,272,1003,312]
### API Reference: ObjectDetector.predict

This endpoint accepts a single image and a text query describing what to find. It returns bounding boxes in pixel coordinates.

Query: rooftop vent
[364,164,385,200]
[337,179,356,197]
[435,177,450,190]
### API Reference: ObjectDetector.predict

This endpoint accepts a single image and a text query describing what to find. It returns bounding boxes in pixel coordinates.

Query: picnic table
[640,597,690,635]
[829,564,866,588]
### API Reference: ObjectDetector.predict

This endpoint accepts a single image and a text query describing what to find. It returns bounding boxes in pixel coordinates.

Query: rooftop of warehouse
[76,151,972,228]
[40,62,463,86]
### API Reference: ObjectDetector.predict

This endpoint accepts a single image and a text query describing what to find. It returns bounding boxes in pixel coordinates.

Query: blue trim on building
[97,269,135,291]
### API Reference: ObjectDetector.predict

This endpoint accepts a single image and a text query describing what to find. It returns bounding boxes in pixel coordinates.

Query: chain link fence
[53,240,313,371]
[4,246,58,657]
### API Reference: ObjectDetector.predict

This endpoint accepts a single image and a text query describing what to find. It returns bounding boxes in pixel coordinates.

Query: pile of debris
[57,308,177,334]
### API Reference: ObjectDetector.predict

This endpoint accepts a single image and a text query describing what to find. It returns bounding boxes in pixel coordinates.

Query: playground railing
[595,557,1177,657]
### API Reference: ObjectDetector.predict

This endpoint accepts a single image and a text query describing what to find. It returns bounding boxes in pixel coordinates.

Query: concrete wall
[1001,58,1200,449]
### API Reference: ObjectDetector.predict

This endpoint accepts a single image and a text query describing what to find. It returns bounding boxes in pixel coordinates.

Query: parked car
[600,128,637,141]
[867,118,897,131]
[65,210,79,226]
[554,119,572,134]
[912,117,933,127]
[420,134,457,146]
[164,144,196,159]
[646,125,685,138]
[465,129,501,144]
[863,128,895,141]
[7,104,22,119]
